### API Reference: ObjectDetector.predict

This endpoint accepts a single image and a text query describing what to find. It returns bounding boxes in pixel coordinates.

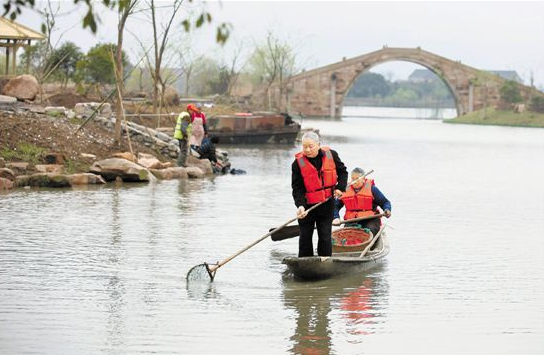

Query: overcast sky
[17,1,544,87]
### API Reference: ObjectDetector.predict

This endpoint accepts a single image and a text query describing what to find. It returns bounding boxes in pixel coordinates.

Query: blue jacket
[334,185,391,219]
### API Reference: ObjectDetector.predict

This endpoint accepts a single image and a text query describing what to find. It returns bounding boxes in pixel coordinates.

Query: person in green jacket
[174,111,192,167]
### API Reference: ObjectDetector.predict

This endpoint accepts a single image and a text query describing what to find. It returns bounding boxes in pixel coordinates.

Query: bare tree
[148,0,183,114]
[114,0,140,145]
[249,32,297,110]
[223,40,247,99]
[175,38,204,96]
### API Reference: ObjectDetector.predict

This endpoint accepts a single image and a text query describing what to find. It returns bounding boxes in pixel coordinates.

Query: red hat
[187,104,199,112]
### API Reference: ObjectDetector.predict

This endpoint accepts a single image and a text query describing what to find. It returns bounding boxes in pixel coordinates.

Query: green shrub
[530,96,544,113]
[0,143,46,165]
[64,159,89,174]
[500,80,522,105]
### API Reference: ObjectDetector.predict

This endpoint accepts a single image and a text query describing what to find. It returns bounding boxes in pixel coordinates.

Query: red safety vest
[342,179,376,220]
[295,147,338,204]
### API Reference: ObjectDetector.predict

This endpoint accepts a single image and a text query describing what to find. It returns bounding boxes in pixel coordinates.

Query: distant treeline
[346,72,456,108]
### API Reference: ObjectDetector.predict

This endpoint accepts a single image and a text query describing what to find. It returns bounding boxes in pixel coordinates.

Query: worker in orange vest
[333,167,391,236]
[292,132,348,257]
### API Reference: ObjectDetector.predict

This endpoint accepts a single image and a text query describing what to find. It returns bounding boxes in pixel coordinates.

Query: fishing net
[186,263,215,282]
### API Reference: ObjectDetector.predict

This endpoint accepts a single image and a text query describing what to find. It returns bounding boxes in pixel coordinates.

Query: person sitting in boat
[292,132,348,257]
[187,103,208,150]
[333,167,391,236]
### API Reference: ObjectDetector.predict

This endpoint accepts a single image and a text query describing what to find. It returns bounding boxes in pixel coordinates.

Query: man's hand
[332,218,341,226]
[334,189,343,198]
[296,206,308,219]
[384,209,391,218]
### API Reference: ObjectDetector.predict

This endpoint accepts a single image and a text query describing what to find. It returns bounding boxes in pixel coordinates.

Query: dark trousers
[298,199,334,257]
[177,139,188,167]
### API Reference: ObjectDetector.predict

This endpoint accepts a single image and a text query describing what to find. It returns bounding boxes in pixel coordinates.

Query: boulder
[80,153,97,161]
[24,173,71,188]
[74,102,112,118]
[44,153,66,165]
[0,168,15,181]
[68,173,107,185]
[112,152,137,162]
[0,157,5,168]
[0,94,17,104]
[156,127,174,135]
[15,175,30,187]
[7,162,29,174]
[0,177,14,190]
[45,106,66,117]
[137,152,163,169]
[185,166,205,179]
[187,155,213,175]
[90,158,153,182]
[150,167,188,180]
[65,110,76,119]
[151,168,172,180]
[35,164,64,173]
[1,74,40,101]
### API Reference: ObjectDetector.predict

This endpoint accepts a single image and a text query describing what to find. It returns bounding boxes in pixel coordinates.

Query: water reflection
[185,280,218,300]
[106,187,125,350]
[282,267,389,354]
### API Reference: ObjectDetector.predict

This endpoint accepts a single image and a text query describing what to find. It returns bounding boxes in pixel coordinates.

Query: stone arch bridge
[271,47,536,118]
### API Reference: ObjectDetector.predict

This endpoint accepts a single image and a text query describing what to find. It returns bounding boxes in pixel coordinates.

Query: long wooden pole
[359,225,386,258]
[206,196,329,276]
[204,170,375,277]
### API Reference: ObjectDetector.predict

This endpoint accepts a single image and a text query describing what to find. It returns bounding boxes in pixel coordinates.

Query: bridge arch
[280,47,533,118]
[341,59,460,117]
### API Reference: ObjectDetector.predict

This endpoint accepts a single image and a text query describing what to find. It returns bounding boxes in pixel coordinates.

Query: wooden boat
[331,227,373,253]
[207,112,301,144]
[282,231,389,280]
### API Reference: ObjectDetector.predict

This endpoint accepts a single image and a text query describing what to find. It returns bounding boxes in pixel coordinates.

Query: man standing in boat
[292,132,348,257]
[333,167,391,236]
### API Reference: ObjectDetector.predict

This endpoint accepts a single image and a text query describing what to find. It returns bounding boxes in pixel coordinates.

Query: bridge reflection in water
[282,266,389,354]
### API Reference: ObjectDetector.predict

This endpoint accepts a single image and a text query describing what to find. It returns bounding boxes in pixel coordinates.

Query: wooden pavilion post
[5,40,10,74]
[12,41,17,74]
[26,40,31,73]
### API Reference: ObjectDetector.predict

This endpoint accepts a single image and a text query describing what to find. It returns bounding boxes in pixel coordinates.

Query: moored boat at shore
[207,112,301,144]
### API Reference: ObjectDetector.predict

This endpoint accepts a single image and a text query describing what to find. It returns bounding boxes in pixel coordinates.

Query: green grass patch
[0,143,47,165]
[445,107,544,128]
[64,159,90,174]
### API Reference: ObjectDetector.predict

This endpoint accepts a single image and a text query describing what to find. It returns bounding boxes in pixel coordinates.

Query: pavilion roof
[0,17,45,41]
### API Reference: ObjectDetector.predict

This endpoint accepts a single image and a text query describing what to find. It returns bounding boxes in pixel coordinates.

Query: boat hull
[210,126,299,144]
[282,235,389,280]
[208,112,300,144]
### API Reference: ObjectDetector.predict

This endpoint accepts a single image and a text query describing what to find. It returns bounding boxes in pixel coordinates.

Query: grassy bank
[445,108,544,128]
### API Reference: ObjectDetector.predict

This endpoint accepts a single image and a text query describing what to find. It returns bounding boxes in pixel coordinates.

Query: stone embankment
[73,102,181,159]
[0,101,215,192]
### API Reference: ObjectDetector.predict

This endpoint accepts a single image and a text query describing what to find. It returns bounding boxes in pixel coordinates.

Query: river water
[1,107,543,354]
